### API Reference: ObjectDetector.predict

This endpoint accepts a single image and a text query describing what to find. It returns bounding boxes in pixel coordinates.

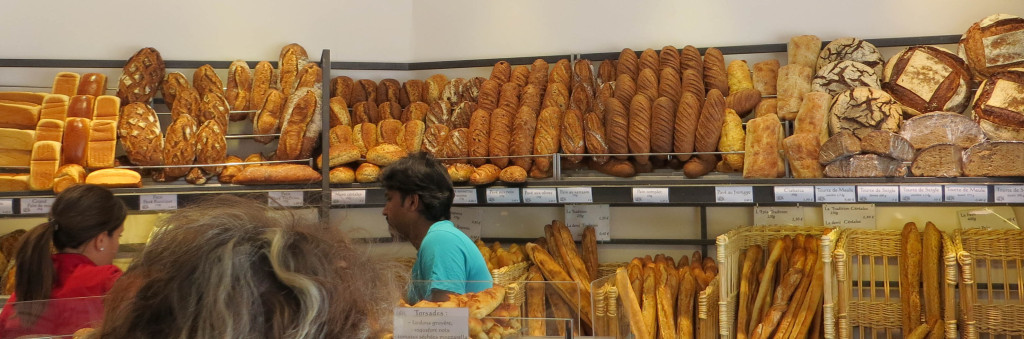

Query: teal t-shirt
[406,220,493,303]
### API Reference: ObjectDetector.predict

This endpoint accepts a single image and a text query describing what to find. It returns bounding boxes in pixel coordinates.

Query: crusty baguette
[547,286,571,336]
[752,248,807,339]
[628,258,644,303]
[545,224,567,271]
[750,239,786,335]
[905,323,931,339]
[927,320,943,339]
[555,221,592,284]
[657,262,679,339]
[525,242,593,329]
[737,245,764,339]
[231,164,322,185]
[641,263,658,337]
[922,222,943,336]
[901,222,923,334]
[774,237,818,339]
[616,267,653,339]
[690,251,708,290]
[581,226,599,280]
[677,267,696,339]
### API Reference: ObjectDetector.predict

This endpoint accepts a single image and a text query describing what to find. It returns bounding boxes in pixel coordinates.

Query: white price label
[393,307,469,338]
[268,191,304,207]
[523,188,557,204]
[453,188,478,204]
[857,186,898,203]
[715,186,754,203]
[995,185,1024,203]
[945,185,989,203]
[486,188,520,203]
[774,186,815,202]
[822,203,876,229]
[564,204,611,241]
[958,207,1020,230]
[450,207,483,239]
[557,187,594,203]
[900,185,943,202]
[331,190,366,205]
[0,199,12,214]
[753,206,805,226]
[139,194,176,211]
[815,186,856,203]
[632,187,669,203]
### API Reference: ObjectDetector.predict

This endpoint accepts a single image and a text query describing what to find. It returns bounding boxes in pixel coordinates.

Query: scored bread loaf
[328,166,355,184]
[276,87,322,161]
[628,95,652,165]
[829,87,903,138]
[62,118,91,167]
[321,143,360,169]
[900,223,924,335]
[170,87,200,121]
[233,164,322,185]
[279,43,309,97]
[510,106,538,171]
[199,92,230,131]
[118,103,164,166]
[194,120,227,175]
[448,101,475,129]
[639,48,659,76]
[447,163,473,183]
[329,97,350,128]
[922,222,943,337]
[636,69,659,102]
[776,64,813,121]
[366,144,408,167]
[531,107,563,178]
[969,69,1024,140]
[193,64,224,97]
[963,141,1024,176]
[959,14,1024,79]
[250,61,277,114]
[911,143,964,177]
[29,141,61,191]
[743,114,783,178]
[490,61,511,85]
[784,133,824,178]
[253,89,286,144]
[470,164,501,185]
[218,155,244,183]
[559,108,585,165]
[294,63,322,93]
[52,72,80,97]
[377,118,403,145]
[498,165,526,183]
[226,60,253,114]
[161,72,189,113]
[421,123,448,157]
[161,115,198,180]
[117,47,165,104]
[402,79,426,107]
[605,98,630,160]
[882,46,971,116]
[439,128,469,164]
[617,48,640,81]
[378,79,401,106]
[674,92,701,162]
[704,47,729,95]
[86,120,117,169]
[527,59,549,92]
[683,89,725,178]
[583,111,610,165]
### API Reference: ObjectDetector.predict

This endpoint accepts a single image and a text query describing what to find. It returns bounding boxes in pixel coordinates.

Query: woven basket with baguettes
[954,228,1024,339]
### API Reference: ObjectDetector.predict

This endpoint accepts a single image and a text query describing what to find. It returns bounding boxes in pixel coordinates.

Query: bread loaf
[34,119,64,143]
[788,35,822,70]
[793,92,832,144]
[510,106,538,171]
[279,43,309,97]
[593,82,614,120]
[598,59,617,84]
[959,14,1024,79]
[573,59,597,92]
[52,164,85,194]
[194,120,226,174]
[900,223,923,335]
[658,68,682,104]
[84,169,141,188]
[218,155,244,183]
[322,143,360,168]
[728,60,755,94]
[704,47,729,95]
[226,60,253,115]
[160,72,190,114]
[193,64,224,97]
[51,72,80,98]
[551,59,572,90]
[87,120,117,169]
[753,59,781,95]
[330,75,354,102]
[497,82,521,113]
[754,98,778,118]
[726,88,762,118]
[0,149,30,167]
[777,64,813,120]
[39,94,68,121]
[673,92,701,162]
[570,82,593,114]
[117,48,164,104]
[401,79,426,107]
[28,141,60,190]
[860,130,914,162]
[402,102,429,123]
[882,46,972,116]
[577,111,609,166]
[476,80,500,113]
[253,89,286,144]
[233,164,322,185]
[423,74,448,104]
[356,163,381,183]
[441,78,465,106]
[530,106,562,177]
[378,118,403,146]
[637,48,658,77]
[819,131,862,164]
[922,222,943,335]
[469,164,501,185]
[62,118,91,167]
[0,98,39,129]
[422,123,448,156]
[76,73,108,101]
[812,61,880,97]
[617,48,640,81]
[509,66,529,89]
[441,128,469,164]
[963,141,1024,176]
[911,144,963,177]
[636,69,659,102]
[719,108,745,171]
[466,109,490,166]
[784,133,824,178]
[818,37,884,76]
[327,96,350,128]
[449,101,475,129]
[199,92,230,132]
[613,74,638,107]
[0,128,34,151]
[366,144,408,167]
[276,87,322,161]
[328,166,355,184]
[294,63,322,93]
[743,114,783,178]
[170,87,200,121]
[446,163,473,183]
[970,69,1024,140]
[527,59,549,92]
[250,61,276,115]
[243,153,266,168]
[628,95,652,165]
[92,96,119,122]
[900,111,985,150]
[490,61,511,85]
[542,82,570,112]
[824,154,905,178]
[66,95,94,119]
[683,89,726,178]
[329,125,353,146]
[829,87,902,138]
[161,115,198,180]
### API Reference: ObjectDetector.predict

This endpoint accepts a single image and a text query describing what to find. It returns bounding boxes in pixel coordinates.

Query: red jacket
[0,253,122,338]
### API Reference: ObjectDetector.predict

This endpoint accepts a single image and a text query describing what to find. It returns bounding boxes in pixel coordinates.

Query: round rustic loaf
[828,87,902,138]
[117,47,165,104]
[882,45,971,117]
[817,37,884,76]
[959,14,1024,79]
[970,68,1024,140]
[812,60,880,97]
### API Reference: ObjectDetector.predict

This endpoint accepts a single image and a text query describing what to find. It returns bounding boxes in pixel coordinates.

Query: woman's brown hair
[13,184,126,323]
[95,195,403,338]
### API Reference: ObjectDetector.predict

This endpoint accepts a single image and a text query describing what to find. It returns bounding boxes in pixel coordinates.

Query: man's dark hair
[379,152,454,221]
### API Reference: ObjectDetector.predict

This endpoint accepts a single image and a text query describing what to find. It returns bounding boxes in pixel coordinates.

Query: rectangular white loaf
[0,128,36,150]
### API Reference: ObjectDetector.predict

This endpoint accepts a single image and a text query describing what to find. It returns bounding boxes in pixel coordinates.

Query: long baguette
[808,303,823,339]
[525,243,593,329]
[641,264,658,337]
[753,248,808,339]
[927,320,944,339]
[789,253,825,339]
[901,222,923,334]
[774,237,819,339]
[922,222,943,337]
[737,245,764,339]
[629,258,644,304]
[544,224,566,271]
[616,267,653,339]
[582,226,599,280]
[657,263,679,339]
[526,266,547,336]
[777,236,794,287]
[750,239,786,334]
[547,286,571,336]
[677,267,696,339]
[691,251,709,290]
[554,221,592,284]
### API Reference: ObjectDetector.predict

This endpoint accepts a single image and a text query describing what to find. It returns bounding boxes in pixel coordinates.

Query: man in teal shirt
[380,152,492,304]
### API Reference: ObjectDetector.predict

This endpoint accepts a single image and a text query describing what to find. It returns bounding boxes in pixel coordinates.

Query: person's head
[94,195,402,339]
[379,152,454,233]
[14,184,126,303]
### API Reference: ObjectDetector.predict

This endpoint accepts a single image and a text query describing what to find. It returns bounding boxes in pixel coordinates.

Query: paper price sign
[753,206,804,226]
[450,207,483,239]
[774,186,814,202]
[716,186,754,203]
[393,307,469,339]
[331,190,366,205]
[523,188,557,204]
[139,195,176,211]
[945,185,989,203]
[453,188,478,204]
[0,199,12,215]
[822,203,876,229]
[632,187,669,203]
[557,187,593,203]
[958,207,1019,230]
[900,185,943,202]
[486,188,520,203]
[268,191,304,207]
[564,204,611,241]
[857,186,898,203]
[815,186,856,203]
[995,185,1024,203]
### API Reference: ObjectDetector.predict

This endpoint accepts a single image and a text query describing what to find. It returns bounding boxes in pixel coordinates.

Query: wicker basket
[492,261,530,286]
[716,225,833,339]
[598,262,628,280]
[698,275,721,339]
[954,228,1024,339]
[829,228,958,339]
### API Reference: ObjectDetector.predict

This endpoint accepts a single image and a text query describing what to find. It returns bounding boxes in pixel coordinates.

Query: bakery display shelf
[0,59,285,69]
[363,236,715,246]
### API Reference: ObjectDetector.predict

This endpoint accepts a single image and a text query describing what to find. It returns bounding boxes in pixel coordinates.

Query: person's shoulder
[65,264,123,293]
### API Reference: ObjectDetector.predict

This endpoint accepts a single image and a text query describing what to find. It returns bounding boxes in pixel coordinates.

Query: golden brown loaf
[35,119,64,143]
[377,118,403,145]
[510,66,530,88]
[532,107,563,177]
[77,73,107,97]
[639,48,659,75]
[366,144,408,167]
[52,164,86,194]
[573,59,596,92]
[743,114,783,178]
[62,117,91,168]
[605,97,630,160]
[194,120,227,174]
[422,123,448,156]
[226,60,253,115]
[119,102,163,166]
[233,164,322,185]
[829,87,902,138]
[447,163,473,183]
[86,120,117,169]
[401,101,429,123]
[250,61,277,114]
[441,78,465,105]
[401,79,426,107]
[882,46,971,116]
[636,69,659,101]
[650,97,675,157]
[322,143,360,169]
[278,87,322,161]
[959,14,1024,79]
[901,223,924,335]
[193,64,224,97]
[777,64,814,121]
[377,79,401,106]
[399,120,425,153]
[329,125,352,146]
[425,74,448,103]
[613,74,637,108]
[170,86,200,121]
[519,84,543,114]
[684,89,726,178]
[117,47,164,104]
[569,83,592,113]
[788,35,822,70]
[330,75,354,102]
[490,61,512,85]
[348,78,368,104]
[0,150,30,167]
[598,59,617,84]
[352,101,380,125]
[449,101,476,129]
[679,45,704,77]
[542,83,570,112]
[793,91,833,144]
[498,165,527,183]
[551,58,572,89]
[199,92,230,131]
[560,109,585,164]
[510,106,538,171]
[218,155,244,183]
[971,69,1024,140]
[468,109,490,166]
[755,98,779,118]
[85,168,142,188]
[92,96,120,122]
[294,63,322,93]
[162,115,198,180]
[617,48,640,81]
[441,127,470,164]
[488,107,514,168]
[355,162,380,183]
[29,141,61,190]
[328,96,350,128]
[527,59,549,91]
[659,45,682,75]
[594,82,614,120]
[379,101,402,122]
[583,111,610,165]
[243,153,266,168]
[659,68,682,104]
[51,72,80,97]
[728,60,755,94]
[425,100,450,127]
[681,69,705,107]
[253,89,286,144]
[703,47,729,96]
[328,166,355,184]
[497,82,521,113]
[279,43,309,97]
[628,95,652,165]
[753,59,780,95]
[718,108,746,172]
[469,164,501,185]
[39,94,68,122]
[66,95,94,120]
[477,79,500,112]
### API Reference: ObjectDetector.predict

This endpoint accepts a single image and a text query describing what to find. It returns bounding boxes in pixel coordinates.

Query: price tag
[557,187,593,203]
[331,190,366,205]
[774,186,814,202]
[995,185,1024,203]
[958,207,1020,230]
[139,194,176,211]
[564,204,611,241]
[453,188,478,204]
[900,185,943,203]
[857,186,898,203]
[945,185,989,203]
[715,186,754,203]
[450,207,483,239]
[632,187,669,203]
[815,186,856,203]
[268,191,304,207]
[523,188,557,204]
[822,203,876,229]
[753,206,804,226]
[393,307,469,338]
[0,199,12,214]
[486,188,520,203]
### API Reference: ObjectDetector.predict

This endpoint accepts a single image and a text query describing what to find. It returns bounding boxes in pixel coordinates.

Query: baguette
[231,164,322,185]
[641,263,658,337]
[581,226,599,281]
[544,224,566,270]
[85,168,142,188]
[906,323,931,339]
[547,286,571,337]
[524,242,593,329]
[750,239,786,334]
[554,221,592,284]
[677,267,696,339]
[922,222,943,336]
[628,258,644,304]
[901,222,923,334]
[773,238,818,339]
[737,245,765,339]
[218,155,244,184]
[788,243,825,339]
[657,262,679,339]
[526,266,546,336]
[752,248,807,339]
[616,267,652,339]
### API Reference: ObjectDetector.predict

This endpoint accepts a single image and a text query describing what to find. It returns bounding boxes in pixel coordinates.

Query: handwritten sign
[486,188,520,203]
[139,195,176,211]
[632,188,669,203]
[774,186,814,202]
[753,206,804,226]
[857,186,898,203]
[557,187,593,203]
[945,185,988,203]
[716,186,754,203]
[453,188,478,204]
[450,207,483,239]
[822,204,876,229]
[564,204,611,241]
[393,307,469,339]
[958,207,1019,230]
[523,188,558,204]
[268,191,304,207]
[331,190,366,205]
[815,186,856,203]
[0,199,12,214]
[995,185,1024,203]
[900,185,943,203]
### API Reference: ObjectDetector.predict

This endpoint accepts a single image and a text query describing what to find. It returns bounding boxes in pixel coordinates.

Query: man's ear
[403,193,420,211]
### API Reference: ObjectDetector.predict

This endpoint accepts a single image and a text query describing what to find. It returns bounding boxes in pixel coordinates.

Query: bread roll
[617,48,640,80]
[753,59,781,95]
[276,87,322,161]
[52,164,85,194]
[510,106,538,171]
[170,86,200,121]
[532,107,562,177]
[583,111,610,165]
[226,60,253,115]
[62,118,91,167]
[233,164,322,185]
[498,165,526,183]
[29,141,61,190]
[252,89,286,144]
[92,96,119,122]
[674,92,701,162]
[777,64,814,121]
[743,114,783,178]
[561,109,585,164]
[784,133,824,178]
[704,47,729,95]
[84,168,142,188]
[788,35,822,70]
[329,125,353,147]
[882,46,971,116]
[279,43,309,97]
[355,163,380,183]
[193,64,224,97]
[39,94,68,122]
[719,108,745,171]
[51,72,80,97]
[400,120,425,154]
[87,120,117,169]
[328,166,356,184]
[378,118,403,146]
[117,48,165,104]
[322,143,360,169]
[34,119,64,143]
[366,144,408,167]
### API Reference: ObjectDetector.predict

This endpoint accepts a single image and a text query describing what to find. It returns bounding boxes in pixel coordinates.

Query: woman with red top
[0,184,126,338]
